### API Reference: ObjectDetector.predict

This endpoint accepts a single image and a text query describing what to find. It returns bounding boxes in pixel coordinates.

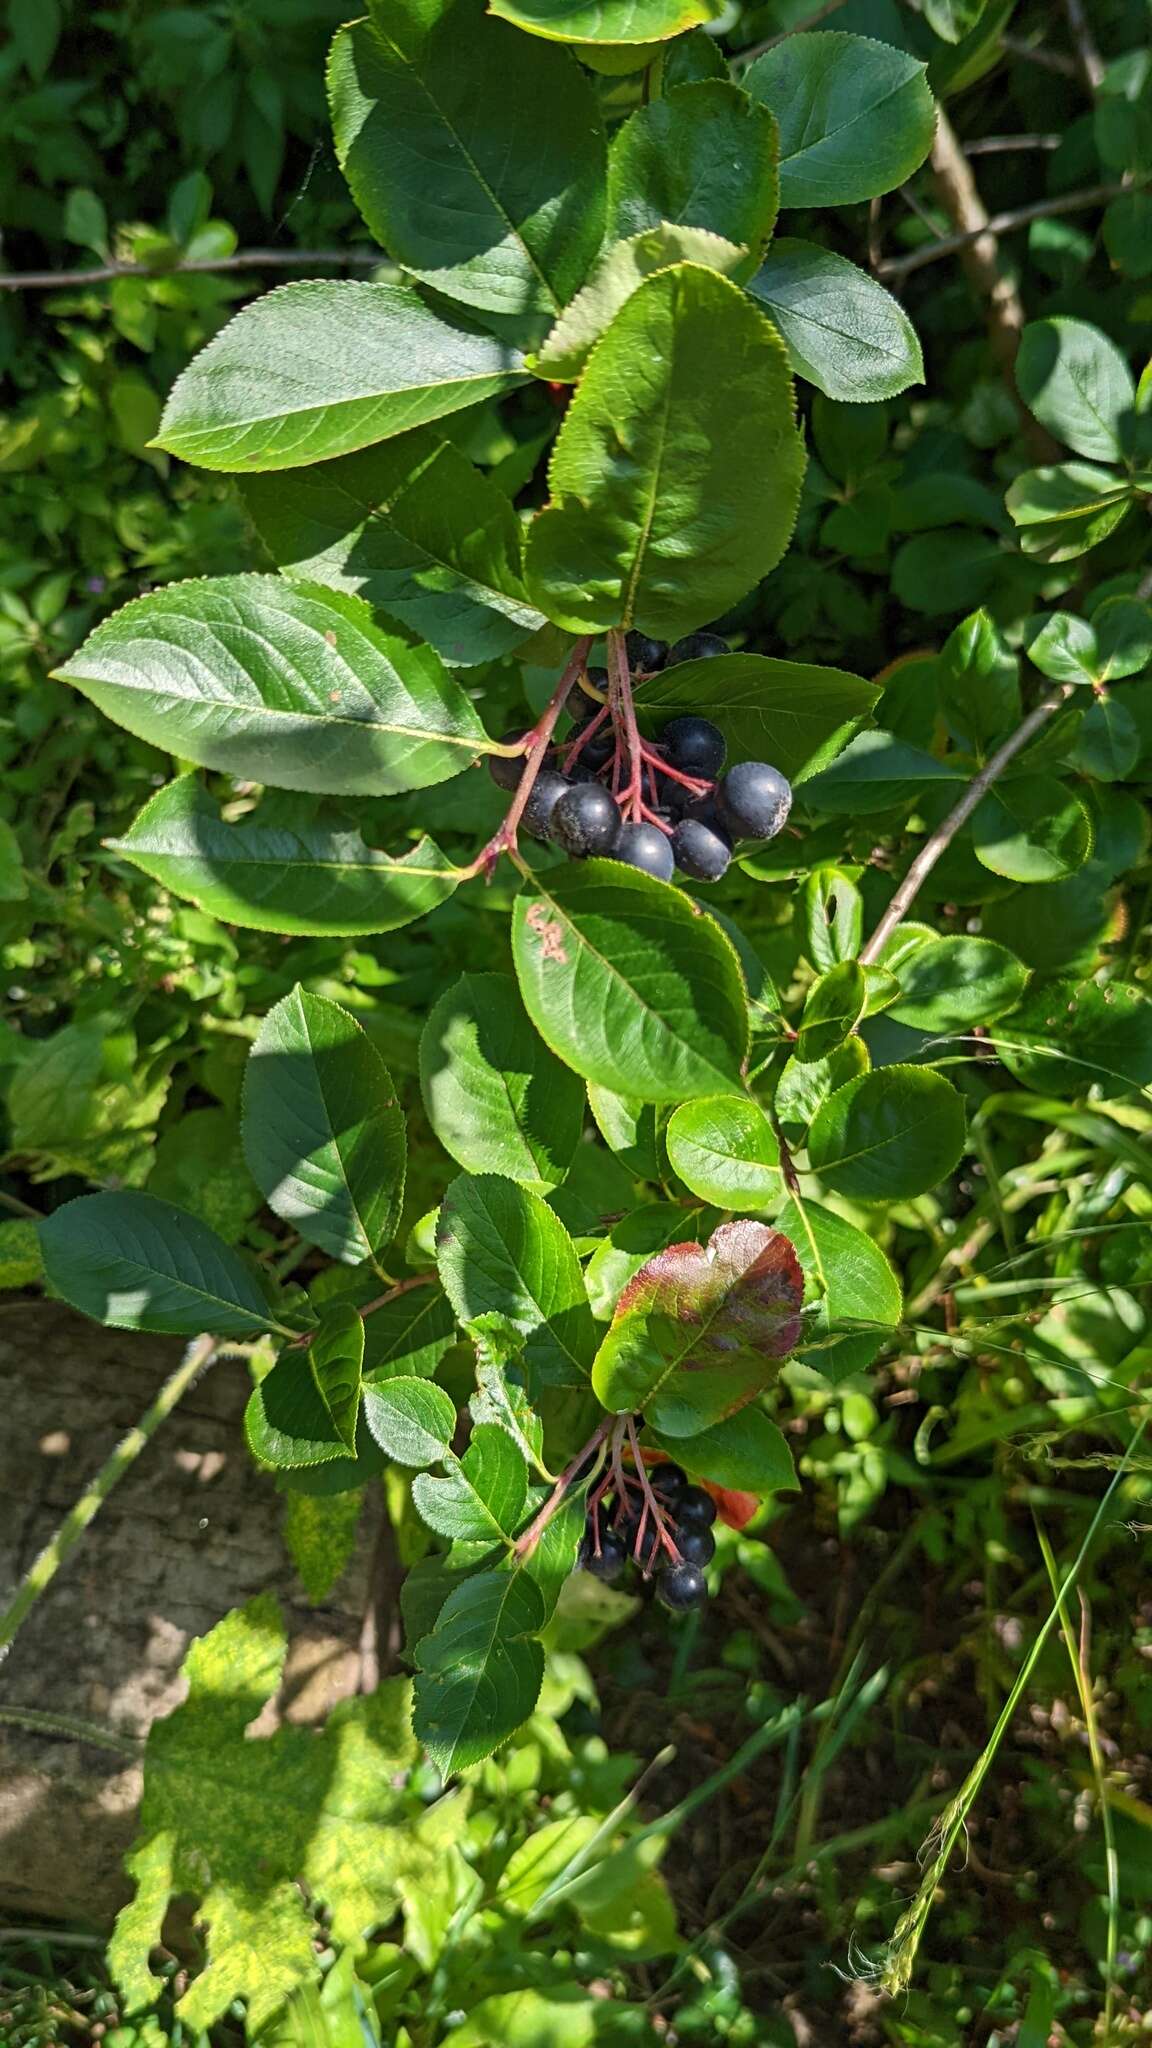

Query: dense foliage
[4,0,1152,2043]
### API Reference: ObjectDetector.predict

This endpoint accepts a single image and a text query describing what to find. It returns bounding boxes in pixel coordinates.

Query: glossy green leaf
[420,972,584,1191]
[774,1038,870,1141]
[110,777,460,936]
[744,33,935,208]
[309,1303,365,1453]
[412,1424,529,1541]
[664,1095,779,1207]
[749,240,923,402]
[436,1172,597,1388]
[1016,318,1135,464]
[361,1285,457,1379]
[1025,599,1152,685]
[154,281,524,471]
[57,578,489,797]
[808,1065,966,1202]
[1069,696,1141,781]
[243,988,406,1264]
[487,0,721,48]
[607,82,778,255]
[888,936,1029,1031]
[774,1195,901,1382]
[801,731,963,813]
[801,866,864,971]
[361,1375,458,1465]
[586,1084,662,1181]
[649,1407,797,1496]
[922,0,987,43]
[994,977,1152,1097]
[795,961,867,1064]
[246,1344,358,1471]
[413,1569,546,1775]
[330,2,605,319]
[241,439,545,667]
[532,225,746,381]
[971,777,1093,883]
[1005,462,1133,562]
[662,24,726,85]
[584,1203,711,1318]
[639,654,878,781]
[40,1191,281,1339]
[511,863,748,1102]
[525,264,804,640]
[936,608,1019,750]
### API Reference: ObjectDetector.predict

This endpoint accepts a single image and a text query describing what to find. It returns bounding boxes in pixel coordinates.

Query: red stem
[512,1412,613,1559]
[467,637,593,877]
[607,628,647,825]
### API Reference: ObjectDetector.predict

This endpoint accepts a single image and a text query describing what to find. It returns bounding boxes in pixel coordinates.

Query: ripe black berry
[662,715,726,779]
[613,822,675,882]
[567,668,608,718]
[672,817,731,883]
[578,726,615,769]
[666,631,730,666]
[648,1462,687,1497]
[487,728,529,791]
[674,1524,716,1567]
[656,1561,707,1611]
[717,761,793,842]
[522,768,570,841]
[677,1486,717,1529]
[551,782,621,858]
[580,1526,628,1581]
[625,631,667,674]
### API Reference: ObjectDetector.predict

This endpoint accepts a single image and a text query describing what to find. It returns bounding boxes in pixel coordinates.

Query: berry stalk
[468,635,593,877]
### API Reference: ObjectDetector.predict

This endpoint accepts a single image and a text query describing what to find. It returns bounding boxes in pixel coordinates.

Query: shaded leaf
[887,935,1029,1030]
[638,653,878,780]
[412,1570,546,1774]
[607,82,779,255]
[40,1192,280,1339]
[774,1195,901,1382]
[994,977,1152,1097]
[648,1407,797,1495]
[1016,317,1134,464]
[749,240,923,402]
[808,1065,966,1202]
[972,776,1093,883]
[420,972,585,1191]
[309,1303,365,1452]
[795,960,866,1063]
[533,225,746,381]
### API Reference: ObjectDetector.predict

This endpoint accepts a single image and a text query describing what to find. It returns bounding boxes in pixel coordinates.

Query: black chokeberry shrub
[613,821,675,882]
[675,1524,716,1567]
[717,761,793,841]
[580,1526,628,1581]
[522,768,570,840]
[625,631,667,673]
[677,1486,718,1529]
[551,782,621,858]
[648,1462,687,1496]
[662,714,726,779]
[666,631,730,666]
[487,729,529,791]
[672,816,731,883]
[657,1561,707,1611]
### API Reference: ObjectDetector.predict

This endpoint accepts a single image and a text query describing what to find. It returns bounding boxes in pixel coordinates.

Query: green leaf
[1103,190,1152,277]
[801,866,863,971]
[800,730,963,813]
[922,0,987,42]
[309,1303,365,1453]
[936,608,1019,750]
[39,1192,280,1339]
[744,33,935,208]
[154,280,524,472]
[971,776,1093,883]
[774,1195,901,1382]
[57,578,489,797]
[994,977,1152,1098]
[1016,319,1135,464]
[247,1344,357,1471]
[511,863,748,1102]
[0,818,28,903]
[1025,600,1152,685]
[649,1407,796,1495]
[362,1284,457,1379]
[775,1038,870,1141]
[241,439,545,667]
[662,24,726,85]
[361,1375,458,1464]
[638,654,879,781]
[411,1424,529,1540]
[584,1203,711,1318]
[283,1490,364,1605]
[436,1172,597,1389]
[795,960,867,1063]
[487,0,722,49]
[412,1570,546,1774]
[110,777,460,936]
[420,972,587,1191]
[664,1095,779,1207]
[330,2,605,319]
[808,1065,966,1202]
[607,82,779,255]
[243,987,406,1264]
[1069,696,1141,781]
[1005,462,1134,562]
[0,1217,43,1289]
[525,264,804,640]
[586,1084,662,1180]
[532,225,747,381]
[749,240,923,402]
[592,1218,803,1432]
[887,936,1029,1031]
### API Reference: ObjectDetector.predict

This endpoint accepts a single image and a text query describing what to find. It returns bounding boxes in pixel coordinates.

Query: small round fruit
[581,1527,628,1581]
[666,631,730,666]
[656,1561,707,1611]
[487,728,529,791]
[662,715,726,779]
[522,768,570,841]
[675,1524,716,1567]
[648,1462,687,1497]
[672,817,732,883]
[613,821,675,882]
[567,667,608,718]
[578,725,615,769]
[717,761,793,842]
[551,782,621,858]
[625,631,668,674]
[677,1486,718,1529]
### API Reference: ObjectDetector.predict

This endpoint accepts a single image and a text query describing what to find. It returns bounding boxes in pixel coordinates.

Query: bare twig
[964,134,1061,155]
[1002,34,1079,78]
[878,181,1123,281]
[0,248,384,292]
[859,685,1076,966]
[919,108,1029,373]
[1063,0,1106,92]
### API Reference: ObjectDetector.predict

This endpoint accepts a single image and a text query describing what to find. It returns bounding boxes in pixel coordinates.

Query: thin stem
[0,1333,217,1658]
[289,1271,434,1346]
[513,1413,613,1560]
[626,1414,680,1566]
[470,637,592,875]
[964,134,1062,155]
[877,183,1124,281]
[858,684,1074,965]
[1002,34,1079,77]
[606,628,646,823]
[0,249,385,291]
[1063,0,1106,92]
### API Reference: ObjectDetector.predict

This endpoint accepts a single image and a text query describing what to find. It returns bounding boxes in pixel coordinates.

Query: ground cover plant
[3,0,1152,2042]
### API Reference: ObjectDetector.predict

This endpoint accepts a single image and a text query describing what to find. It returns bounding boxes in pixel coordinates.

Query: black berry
[577,725,615,769]
[487,728,529,791]
[648,1462,687,1497]
[656,1561,707,1611]
[717,761,793,842]
[666,632,730,666]
[662,715,726,779]
[672,817,731,883]
[625,631,667,674]
[612,822,675,882]
[522,768,570,841]
[551,782,621,858]
[677,1486,717,1529]
[580,1526,628,1581]
[674,1524,716,1567]
[567,668,608,719]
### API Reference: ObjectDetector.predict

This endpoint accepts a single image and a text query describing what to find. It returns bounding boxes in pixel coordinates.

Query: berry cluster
[488,630,793,885]
[578,1460,717,1612]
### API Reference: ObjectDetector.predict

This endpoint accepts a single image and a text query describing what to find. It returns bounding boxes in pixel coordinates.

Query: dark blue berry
[567,668,608,719]
[649,1462,687,1496]
[662,715,726,779]
[487,728,529,791]
[578,726,615,769]
[613,822,675,882]
[674,1524,715,1566]
[626,632,668,674]
[717,761,792,842]
[551,782,621,858]
[677,1486,717,1529]
[672,816,731,883]
[666,632,730,666]
[522,768,570,841]
[657,1561,707,1610]
[580,1526,628,1581]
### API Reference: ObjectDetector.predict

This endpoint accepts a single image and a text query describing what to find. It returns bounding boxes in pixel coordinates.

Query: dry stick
[1063,0,1106,92]
[877,181,1125,281]
[1002,34,1079,78]
[964,134,1062,155]
[0,249,384,291]
[858,683,1075,967]
[921,108,1030,377]
[0,1333,218,1658]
